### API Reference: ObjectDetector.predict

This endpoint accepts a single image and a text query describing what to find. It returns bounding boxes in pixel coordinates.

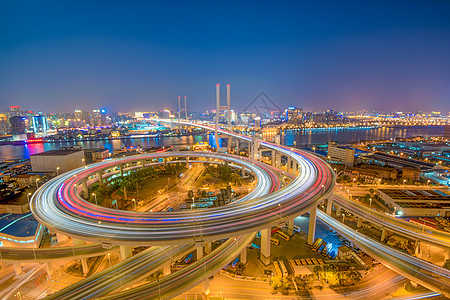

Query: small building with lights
[0,212,44,248]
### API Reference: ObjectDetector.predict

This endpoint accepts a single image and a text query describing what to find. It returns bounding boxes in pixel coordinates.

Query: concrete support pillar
[141,160,145,169]
[336,205,342,217]
[326,197,332,215]
[271,150,276,167]
[250,138,260,160]
[82,180,88,198]
[119,245,132,261]
[204,241,212,255]
[186,157,190,168]
[119,164,124,177]
[197,244,204,260]
[260,228,271,265]
[287,218,294,236]
[276,153,282,169]
[258,149,262,162]
[97,171,103,186]
[202,279,210,300]
[240,245,248,264]
[357,217,363,228]
[286,158,291,173]
[14,262,22,276]
[236,139,240,155]
[415,241,421,256]
[162,264,171,276]
[46,262,54,278]
[73,238,86,246]
[307,207,317,245]
[227,137,232,152]
[241,165,245,176]
[381,228,387,242]
[295,163,299,175]
[164,158,167,166]
[81,258,89,276]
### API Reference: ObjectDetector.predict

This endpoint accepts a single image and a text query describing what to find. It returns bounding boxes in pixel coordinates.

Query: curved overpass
[317,211,450,297]
[332,193,450,250]
[30,151,334,246]
[28,123,334,299]
[26,119,450,299]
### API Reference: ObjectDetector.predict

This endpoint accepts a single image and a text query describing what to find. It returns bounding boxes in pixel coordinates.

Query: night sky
[0,1,449,113]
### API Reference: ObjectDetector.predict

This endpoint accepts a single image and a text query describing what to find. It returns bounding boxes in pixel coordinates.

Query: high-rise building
[9,105,21,116]
[32,115,48,134]
[9,116,26,135]
[328,141,355,167]
[0,114,9,135]
[284,106,303,125]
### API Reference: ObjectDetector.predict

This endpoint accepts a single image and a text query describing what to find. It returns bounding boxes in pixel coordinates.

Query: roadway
[39,151,284,299]
[332,192,450,250]
[28,120,335,298]
[30,151,334,245]
[317,210,450,297]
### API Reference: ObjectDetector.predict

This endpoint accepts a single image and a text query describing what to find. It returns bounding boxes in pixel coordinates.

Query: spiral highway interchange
[27,121,449,298]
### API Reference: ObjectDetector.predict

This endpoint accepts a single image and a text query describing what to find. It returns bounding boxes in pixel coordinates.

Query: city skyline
[1,1,449,113]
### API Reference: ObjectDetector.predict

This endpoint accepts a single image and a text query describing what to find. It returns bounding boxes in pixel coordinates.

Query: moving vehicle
[271,238,280,245]
[276,230,290,241]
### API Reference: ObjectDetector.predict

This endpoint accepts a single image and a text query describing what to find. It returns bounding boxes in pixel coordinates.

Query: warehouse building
[377,188,450,217]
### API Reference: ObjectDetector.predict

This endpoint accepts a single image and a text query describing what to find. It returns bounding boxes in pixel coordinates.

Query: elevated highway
[317,210,450,297]
[332,192,450,250]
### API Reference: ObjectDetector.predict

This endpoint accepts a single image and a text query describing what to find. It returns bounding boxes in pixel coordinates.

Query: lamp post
[369,198,372,208]
[92,193,97,205]
[403,179,406,186]
[56,167,60,176]
[427,180,430,186]
[394,206,397,215]
[26,193,31,202]
[132,198,136,211]
[342,213,345,224]
[35,178,40,189]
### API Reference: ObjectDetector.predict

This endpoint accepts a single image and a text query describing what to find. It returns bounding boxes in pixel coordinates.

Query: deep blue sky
[1,1,449,113]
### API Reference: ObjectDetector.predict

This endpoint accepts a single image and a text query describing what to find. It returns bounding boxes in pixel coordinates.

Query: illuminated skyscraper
[32,115,48,134]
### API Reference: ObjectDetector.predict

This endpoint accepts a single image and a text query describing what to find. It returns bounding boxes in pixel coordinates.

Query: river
[0,126,443,160]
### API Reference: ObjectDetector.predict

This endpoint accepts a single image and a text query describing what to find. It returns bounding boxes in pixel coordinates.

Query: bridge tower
[215,84,231,151]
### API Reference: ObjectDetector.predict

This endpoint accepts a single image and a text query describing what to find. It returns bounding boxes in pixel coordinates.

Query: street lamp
[92,193,97,205]
[27,192,31,202]
[35,178,40,188]
[342,213,345,224]
[394,206,397,215]
[369,198,372,208]
[427,180,430,186]
[403,179,406,186]
[132,198,136,211]
[56,167,60,176]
